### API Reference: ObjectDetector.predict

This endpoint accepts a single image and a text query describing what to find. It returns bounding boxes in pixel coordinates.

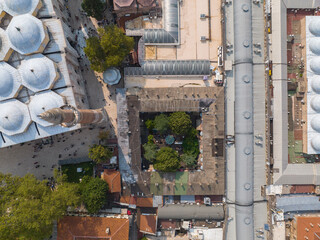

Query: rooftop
[57,216,130,240]
[139,213,158,235]
[101,169,121,193]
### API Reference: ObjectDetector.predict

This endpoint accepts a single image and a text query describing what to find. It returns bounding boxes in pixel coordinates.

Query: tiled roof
[120,195,137,206]
[136,197,154,208]
[296,216,320,240]
[57,216,129,240]
[101,169,121,193]
[139,214,157,235]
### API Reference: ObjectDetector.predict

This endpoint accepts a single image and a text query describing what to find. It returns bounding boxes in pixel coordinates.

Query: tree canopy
[169,112,192,136]
[0,173,80,240]
[181,153,197,168]
[145,119,154,130]
[84,25,134,72]
[88,144,113,163]
[80,176,109,214]
[182,128,199,157]
[81,0,105,20]
[154,114,169,134]
[154,147,180,172]
[143,142,158,162]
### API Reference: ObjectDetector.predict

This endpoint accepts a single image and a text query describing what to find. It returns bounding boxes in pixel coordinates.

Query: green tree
[154,147,180,172]
[88,144,113,163]
[81,0,105,20]
[182,128,199,157]
[181,154,197,168]
[169,112,192,136]
[80,176,108,214]
[147,135,154,143]
[154,114,169,134]
[143,142,157,162]
[0,173,80,240]
[84,25,134,72]
[145,119,155,130]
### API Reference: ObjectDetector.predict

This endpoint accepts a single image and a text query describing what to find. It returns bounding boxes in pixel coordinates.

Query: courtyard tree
[0,173,80,240]
[88,144,113,163]
[84,25,135,72]
[80,176,109,214]
[169,112,192,136]
[154,147,180,172]
[182,127,199,157]
[145,119,155,130]
[81,0,105,20]
[143,142,157,162]
[154,113,169,134]
[181,153,197,168]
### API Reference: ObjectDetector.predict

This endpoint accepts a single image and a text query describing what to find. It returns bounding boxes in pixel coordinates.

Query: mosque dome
[4,0,32,15]
[7,14,46,55]
[310,38,320,55]
[28,91,65,126]
[312,135,320,152]
[0,28,13,61]
[309,18,320,36]
[311,116,320,132]
[0,100,30,135]
[310,57,320,74]
[19,54,58,92]
[0,62,22,101]
[311,76,320,93]
[311,96,320,112]
[103,67,121,85]
[0,67,13,96]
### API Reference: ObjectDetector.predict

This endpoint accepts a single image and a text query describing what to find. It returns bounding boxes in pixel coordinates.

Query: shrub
[143,143,157,162]
[181,154,197,167]
[154,114,169,134]
[145,119,155,130]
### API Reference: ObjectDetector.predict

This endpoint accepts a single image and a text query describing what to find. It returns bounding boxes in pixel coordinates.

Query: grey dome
[312,135,320,152]
[312,76,320,93]
[7,14,46,55]
[309,18,320,36]
[0,28,12,61]
[28,91,65,127]
[311,95,320,112]
[310,57,320,74]
[311,116,320,132]
[4,0,32,14]
[0,67,13,96]
[0,100,31,136]
[0,62,22,101]
[19,54,58,92]
[310,38,320,55]
[103,67,121,85]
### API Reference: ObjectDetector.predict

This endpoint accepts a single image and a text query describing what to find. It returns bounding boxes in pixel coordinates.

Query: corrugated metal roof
[276,195,320,213]
[124,60,211,76]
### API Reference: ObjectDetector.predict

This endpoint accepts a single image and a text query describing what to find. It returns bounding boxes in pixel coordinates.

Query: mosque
[0,0,105,148]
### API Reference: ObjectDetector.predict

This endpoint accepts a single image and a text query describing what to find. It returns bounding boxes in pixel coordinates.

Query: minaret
[38,105,107,127]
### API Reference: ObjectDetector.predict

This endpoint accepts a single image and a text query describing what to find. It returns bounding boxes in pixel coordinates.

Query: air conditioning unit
[204,197,211,206]
[200,36,207,41]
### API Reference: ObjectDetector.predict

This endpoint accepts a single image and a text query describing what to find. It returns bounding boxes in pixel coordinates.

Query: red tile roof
[101,170,121,193]
[139,214,157,235]
[120,195,137,206]
[57,216,129,240]
[296,216,320,240]
[136,197,153,208]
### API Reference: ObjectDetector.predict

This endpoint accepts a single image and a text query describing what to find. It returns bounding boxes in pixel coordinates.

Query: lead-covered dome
[6,14,48,55]
[310,38,320,55]
[310,57,320,74]
[103,67,121,85]
[19,54,59,92]
[312,135,320,152]
[309,18,320,36]
[2,0,41,17]
[0,99,31,136]
[0,62,22,101]
[0,28,12,61]
[28,91,65,127]
[311,116,320,132]
[311,96,320,112]
[311,76,320,93]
